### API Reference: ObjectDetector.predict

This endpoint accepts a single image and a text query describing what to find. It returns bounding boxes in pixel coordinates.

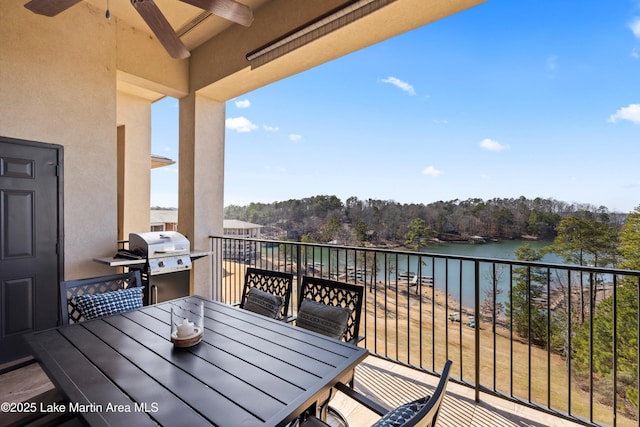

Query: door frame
[1,135,64,325]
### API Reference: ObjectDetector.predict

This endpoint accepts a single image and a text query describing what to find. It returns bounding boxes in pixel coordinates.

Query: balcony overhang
[192,0,486,101]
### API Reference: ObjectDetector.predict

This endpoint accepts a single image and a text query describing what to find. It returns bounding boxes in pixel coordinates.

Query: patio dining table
[24,295,369,426]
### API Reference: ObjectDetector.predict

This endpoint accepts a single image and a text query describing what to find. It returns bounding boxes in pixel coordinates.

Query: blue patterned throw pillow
[75,287,144,320]
[371,396,430,427]
[296,299,352,340]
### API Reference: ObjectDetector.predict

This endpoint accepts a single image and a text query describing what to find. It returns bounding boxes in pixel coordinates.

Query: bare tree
[480,263,505,332]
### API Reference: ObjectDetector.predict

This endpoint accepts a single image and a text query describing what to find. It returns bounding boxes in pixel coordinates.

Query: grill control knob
[177,259,183,265]
[158,261,165,267]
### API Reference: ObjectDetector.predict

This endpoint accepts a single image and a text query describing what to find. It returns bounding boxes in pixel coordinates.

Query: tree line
[224,195,627,245]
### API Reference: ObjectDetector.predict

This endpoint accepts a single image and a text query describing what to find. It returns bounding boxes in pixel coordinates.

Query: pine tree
[506,244,550,346]
[572,206,640,412]
[403,218,434,251]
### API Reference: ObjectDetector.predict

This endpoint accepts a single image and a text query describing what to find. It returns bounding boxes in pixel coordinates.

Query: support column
[116,92,153,240]
[178,93,225,300]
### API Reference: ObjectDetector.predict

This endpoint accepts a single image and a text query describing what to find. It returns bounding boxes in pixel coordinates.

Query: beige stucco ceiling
[82,0,270,50]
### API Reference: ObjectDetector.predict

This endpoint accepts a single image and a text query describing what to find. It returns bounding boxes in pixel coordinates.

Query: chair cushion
[296,299,351,340]
[74,287,144,320]
[371,396,430,427]
[243,287,284,318]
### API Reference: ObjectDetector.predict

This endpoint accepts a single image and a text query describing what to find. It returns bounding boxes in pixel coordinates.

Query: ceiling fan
[24,0,254,59]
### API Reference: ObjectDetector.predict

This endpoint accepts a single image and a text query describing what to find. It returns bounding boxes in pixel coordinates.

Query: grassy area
[361,280,635,427]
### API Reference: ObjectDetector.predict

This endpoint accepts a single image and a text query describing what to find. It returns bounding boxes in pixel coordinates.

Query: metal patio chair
[60,270,143,325]
[239,267,294,319]
[296,275,364,345]
[301,360,453,427]
[294,276,365,424]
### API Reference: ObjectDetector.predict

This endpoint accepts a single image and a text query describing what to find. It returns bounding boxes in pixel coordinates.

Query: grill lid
[129,231,190,258]
[129,231,192,275]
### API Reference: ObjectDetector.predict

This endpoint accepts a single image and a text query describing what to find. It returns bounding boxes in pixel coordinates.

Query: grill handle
[151,284,158,305]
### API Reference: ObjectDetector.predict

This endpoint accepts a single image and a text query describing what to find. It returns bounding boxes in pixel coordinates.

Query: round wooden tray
[171,327,203,348]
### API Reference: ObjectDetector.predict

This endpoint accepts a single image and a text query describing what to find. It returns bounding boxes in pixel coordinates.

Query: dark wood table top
[25,296,369,426]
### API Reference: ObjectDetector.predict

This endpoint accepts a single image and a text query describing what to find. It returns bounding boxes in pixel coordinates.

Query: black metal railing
[210,236,640,427]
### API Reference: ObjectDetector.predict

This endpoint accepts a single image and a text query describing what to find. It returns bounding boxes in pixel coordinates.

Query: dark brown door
[0,137,62,363]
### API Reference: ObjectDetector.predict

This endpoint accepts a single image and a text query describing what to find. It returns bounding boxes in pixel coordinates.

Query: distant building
[149,212,264,238]
[222,220,264,263]
[223,219,262,238]
[150,209,178,232]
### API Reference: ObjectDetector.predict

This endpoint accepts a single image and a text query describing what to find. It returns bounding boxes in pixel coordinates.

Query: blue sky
[152,0,640,213]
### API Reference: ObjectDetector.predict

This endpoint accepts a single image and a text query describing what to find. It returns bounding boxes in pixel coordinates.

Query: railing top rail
[210,235,640,277]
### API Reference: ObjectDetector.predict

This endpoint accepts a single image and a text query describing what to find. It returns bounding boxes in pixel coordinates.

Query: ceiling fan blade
[24,0,82,17]
[180,0,254,27]
[132,0,190,59]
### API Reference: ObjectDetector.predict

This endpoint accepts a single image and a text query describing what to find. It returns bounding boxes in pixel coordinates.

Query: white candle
[176,318,195,337]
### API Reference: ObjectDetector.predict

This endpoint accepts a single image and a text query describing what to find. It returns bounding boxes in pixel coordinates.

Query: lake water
[415,240,561,308]
[420,239,557,261]
[263,239,561,308]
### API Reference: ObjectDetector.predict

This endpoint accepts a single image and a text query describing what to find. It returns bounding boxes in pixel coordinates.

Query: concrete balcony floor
[1,355,584,427]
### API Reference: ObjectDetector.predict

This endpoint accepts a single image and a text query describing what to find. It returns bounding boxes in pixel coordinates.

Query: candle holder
[170,301,204,347]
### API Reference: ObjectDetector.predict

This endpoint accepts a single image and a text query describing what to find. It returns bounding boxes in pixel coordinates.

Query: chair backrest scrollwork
[240,267,294,319]
[299,275,364,344]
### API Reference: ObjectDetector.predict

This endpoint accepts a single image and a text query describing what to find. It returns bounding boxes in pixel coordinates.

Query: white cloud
[608,104,640,124]
[630,17,640,38]
[235,99,251,108]
[381,77,416,96]
[225,116,258,133]
[289,133,302,141]
[422,166,443,176]
[480,138,509,152]
[263,125,279,132]
[632,48,639,59]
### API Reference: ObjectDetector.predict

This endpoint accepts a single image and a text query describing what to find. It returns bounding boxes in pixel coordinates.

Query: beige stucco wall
[0,2,186,280]
[1,2,118,279]
[116,91,153,239]
[178,94,226,299]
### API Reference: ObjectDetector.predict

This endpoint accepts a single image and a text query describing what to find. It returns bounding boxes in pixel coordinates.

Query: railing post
[475,260,480,402]
[296,243,303,298]
[211,236,217,301]
[209,236,222,302]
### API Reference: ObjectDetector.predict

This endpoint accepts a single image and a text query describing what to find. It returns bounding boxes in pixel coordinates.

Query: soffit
[196,0,487,101]
[82,0,270,50]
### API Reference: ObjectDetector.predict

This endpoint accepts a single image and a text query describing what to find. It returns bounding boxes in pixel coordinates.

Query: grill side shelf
[93,257,147,267]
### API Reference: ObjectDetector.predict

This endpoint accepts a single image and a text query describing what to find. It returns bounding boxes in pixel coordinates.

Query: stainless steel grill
[129,231,192,275]
[127,231,192,304]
